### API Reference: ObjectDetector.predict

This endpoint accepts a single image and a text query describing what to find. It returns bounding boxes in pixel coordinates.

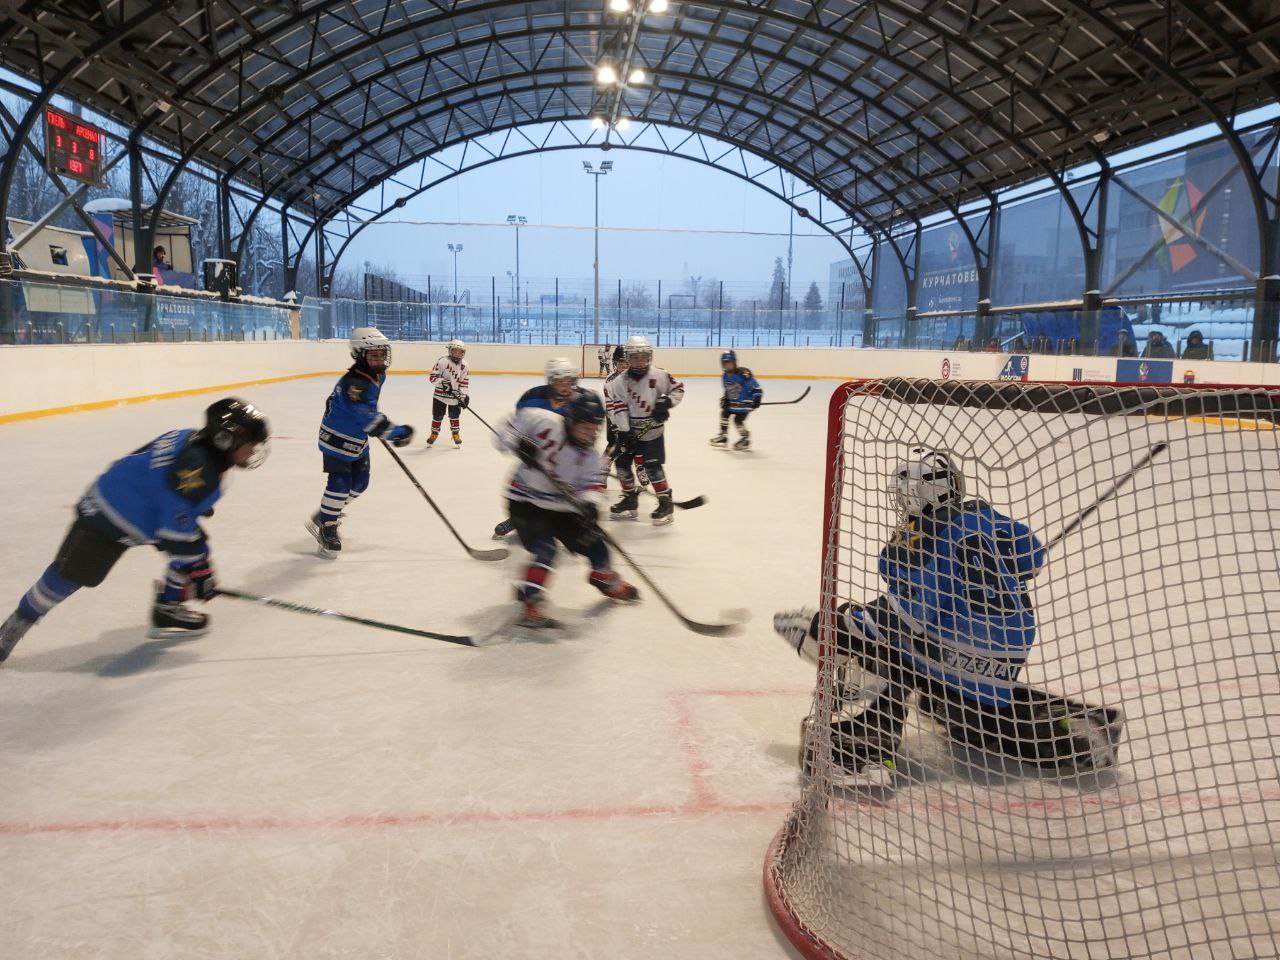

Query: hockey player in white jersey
[604,335,685,524]
[427,339,469,447]
[496,391,639,628]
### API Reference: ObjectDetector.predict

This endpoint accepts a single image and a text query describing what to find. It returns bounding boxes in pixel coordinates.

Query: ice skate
[148,596,209,640]
[1052,706,1124,771]
[426,429,439,447]
[609,491,640,520]
[650,492,674,525]
[515,600,560,630]
[451,430,462,448]
[305,511,342,558]
[589,570,640,603]
[709,433,728,446]
[733,434,751,450]
[0,610,37,663]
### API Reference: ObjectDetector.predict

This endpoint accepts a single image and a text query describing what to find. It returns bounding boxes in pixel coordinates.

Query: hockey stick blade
[758,386,811,406]
[379,438,509,562]
[215,588,475,646]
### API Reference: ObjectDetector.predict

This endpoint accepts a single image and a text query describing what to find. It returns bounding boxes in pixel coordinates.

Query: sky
[337,142,853,297]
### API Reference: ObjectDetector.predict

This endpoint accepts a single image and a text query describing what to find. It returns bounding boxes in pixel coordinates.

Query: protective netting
[765,379,1280,960]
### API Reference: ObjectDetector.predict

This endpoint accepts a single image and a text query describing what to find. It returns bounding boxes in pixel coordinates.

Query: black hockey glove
[614,430,637,457]
[188,559,218,601]
[516,436,540,467]
[653,395,673,423]
[719,395,730,413]
[387,424,415,447]
[458,395,470,410]
[751,394,762,409]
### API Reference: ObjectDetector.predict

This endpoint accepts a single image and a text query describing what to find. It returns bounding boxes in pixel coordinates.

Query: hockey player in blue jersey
[0,398,270,662]
[774,447,1123,785]
[492,357,583,539]
[306,327,415,557]
[710,350,763,449]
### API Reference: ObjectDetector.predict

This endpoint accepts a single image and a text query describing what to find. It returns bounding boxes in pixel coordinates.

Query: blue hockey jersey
[878,500,1045,705]
[78,428,221,557]
[516,384,583,415]
[318,366,395,461]
[722,368,763,412]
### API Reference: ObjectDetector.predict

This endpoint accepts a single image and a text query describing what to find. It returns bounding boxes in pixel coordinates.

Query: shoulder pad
[171,441,220,502]
[739,367,753,378]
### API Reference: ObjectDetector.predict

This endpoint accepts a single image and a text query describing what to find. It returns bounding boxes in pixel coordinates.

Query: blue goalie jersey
[878,500,1045,705]
[318,367,390,461]
[722,368,762,411]
[78,428,221,557]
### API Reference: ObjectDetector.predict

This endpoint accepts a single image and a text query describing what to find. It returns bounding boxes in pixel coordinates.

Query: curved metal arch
[1058,0,1272,273]
[316,135,876,296]
[0,1,179,252]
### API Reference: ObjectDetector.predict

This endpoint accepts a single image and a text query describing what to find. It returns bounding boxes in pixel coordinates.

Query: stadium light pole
[506,215,526,325]
[447,242,462,329]
[582,160,612,342]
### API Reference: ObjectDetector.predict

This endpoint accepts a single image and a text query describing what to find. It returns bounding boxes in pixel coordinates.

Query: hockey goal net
[765,378,1280,960]
[580,342,616,378]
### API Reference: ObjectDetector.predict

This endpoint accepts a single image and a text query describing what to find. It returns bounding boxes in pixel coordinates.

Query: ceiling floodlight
[609,0,631,11]
[648,0,669,12]
[591,116,608,129]
[601,160,614,171]
[596,63,619,85]
[614,117,631,132]
[628,67,647,84]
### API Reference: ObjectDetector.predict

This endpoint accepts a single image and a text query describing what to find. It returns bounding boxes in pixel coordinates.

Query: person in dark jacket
[1141,330,1175,359]
[1180,330,1214,360]
[1108,330,1137,357]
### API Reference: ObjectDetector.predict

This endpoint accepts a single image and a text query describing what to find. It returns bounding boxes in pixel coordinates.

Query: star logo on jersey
[346,383,365,402]
[175,467,206,493]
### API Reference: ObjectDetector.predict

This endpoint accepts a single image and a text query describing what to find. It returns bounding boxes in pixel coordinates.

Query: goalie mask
[891,447,964,521]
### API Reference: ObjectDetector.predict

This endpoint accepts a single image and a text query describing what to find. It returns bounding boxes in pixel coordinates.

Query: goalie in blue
[774,447,1124,786]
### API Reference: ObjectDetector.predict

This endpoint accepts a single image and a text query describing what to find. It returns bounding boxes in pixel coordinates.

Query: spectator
[153,245,173,274]
[1061,336,1080,355]
[1012,336,1029,353]
[982,338,999,353]
[951,335,970,351]
[1141,330,1175,359]
[1180,329,1214,360]
[1108,330,1137,357]
[1030,333,1052,354]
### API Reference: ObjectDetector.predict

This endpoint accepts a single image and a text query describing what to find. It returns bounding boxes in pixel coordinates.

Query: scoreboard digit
[44,107,107,185]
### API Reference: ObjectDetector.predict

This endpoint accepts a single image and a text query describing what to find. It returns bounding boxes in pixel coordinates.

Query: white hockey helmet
[447,338,466,359]
[624,335,653,368]
[891,447,965,520]
[349,327,391,365]
[545,357,579,383]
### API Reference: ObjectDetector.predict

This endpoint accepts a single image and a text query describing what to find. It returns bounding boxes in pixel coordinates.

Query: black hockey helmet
[564,390,606,426]
[199,397,270,469]
[612,344,627,364]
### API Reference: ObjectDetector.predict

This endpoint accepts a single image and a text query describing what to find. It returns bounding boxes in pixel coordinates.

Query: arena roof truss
[1,0,1278,310]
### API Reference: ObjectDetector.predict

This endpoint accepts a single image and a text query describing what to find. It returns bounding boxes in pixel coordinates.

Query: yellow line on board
[0,366,847,426]
[0,371,333,426]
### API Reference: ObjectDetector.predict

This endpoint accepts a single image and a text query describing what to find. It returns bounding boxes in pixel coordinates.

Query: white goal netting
[765,378,1280,960]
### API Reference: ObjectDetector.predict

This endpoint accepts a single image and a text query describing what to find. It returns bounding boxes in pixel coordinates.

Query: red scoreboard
[44,107,106,185]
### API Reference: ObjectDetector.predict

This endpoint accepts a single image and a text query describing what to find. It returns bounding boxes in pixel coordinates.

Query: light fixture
[614,117,631,131]
[596,63,618,85]
[600,160,614,171]
[628,67,646,84]
[608,0,631,11]
[591,116,608,129]
[583,161,595,171]
[648,0,669,12]
[1092,130,1110,143]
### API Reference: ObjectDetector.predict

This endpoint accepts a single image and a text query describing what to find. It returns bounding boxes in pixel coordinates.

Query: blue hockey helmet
[720,350,737,365]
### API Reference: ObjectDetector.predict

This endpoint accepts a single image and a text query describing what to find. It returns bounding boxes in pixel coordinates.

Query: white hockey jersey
[429,356,469,405]
[496,407,606,514]
[604,367,685,440]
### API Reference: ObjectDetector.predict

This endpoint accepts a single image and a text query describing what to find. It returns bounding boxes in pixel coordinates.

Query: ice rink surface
[0,371,822,959]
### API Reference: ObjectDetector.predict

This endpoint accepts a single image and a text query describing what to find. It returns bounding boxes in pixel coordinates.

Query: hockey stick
[378,438,509,562]
[604,466,708,510]
[214,588,475,646]
[756,386,811,406]
[1044,442,1168,554]
[460,405,740,635]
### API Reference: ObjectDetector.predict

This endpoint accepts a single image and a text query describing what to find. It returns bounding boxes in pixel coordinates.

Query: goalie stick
[215,588,475,646]
[457,404,743,636]
[1044,442,1169,554]
[378,438,509,562]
